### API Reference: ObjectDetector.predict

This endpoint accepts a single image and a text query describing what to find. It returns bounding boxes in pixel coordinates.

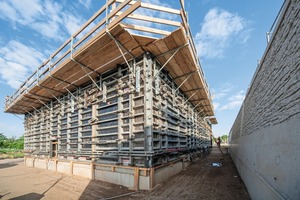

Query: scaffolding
[5,0,217,168]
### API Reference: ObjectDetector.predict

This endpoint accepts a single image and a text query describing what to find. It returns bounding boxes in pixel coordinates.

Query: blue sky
[0,0,283,138]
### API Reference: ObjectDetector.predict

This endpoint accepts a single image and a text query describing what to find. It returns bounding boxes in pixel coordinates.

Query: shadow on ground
[0,159,22,169]
[10,193,44,200]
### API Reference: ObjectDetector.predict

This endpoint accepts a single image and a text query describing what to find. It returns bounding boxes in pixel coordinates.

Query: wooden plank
[81,30,140,68]
[144,41,162,56]
[170,27,214,115]
[27,25,127,102]
[154,39,186,83]
[75,2,141,63]
[116,0,181,15]
[39,76,61,89]
[73,25,124,62]
[134,167,139,190]
[87,40,140,70]
[67,48,142,88]
[122,23,171,36]
[171,28,205,93]
[46,28,125,89]
[162,32,194,91]
[116,12,181,27]
[150,168,155,189]
[73,0,135,49]
[132,35,155,46]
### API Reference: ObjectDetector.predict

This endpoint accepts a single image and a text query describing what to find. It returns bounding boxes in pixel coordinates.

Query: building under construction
[4,0,216,189]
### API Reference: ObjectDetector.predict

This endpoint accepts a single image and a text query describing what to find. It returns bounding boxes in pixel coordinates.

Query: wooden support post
[134,167,139,190]
[111,166,115,172]
[55,160,58,172]
[150,168,155,189]
[91,162,95,180]
[70,161,73,174]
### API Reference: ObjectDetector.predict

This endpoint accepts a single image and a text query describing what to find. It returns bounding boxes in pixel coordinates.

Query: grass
[0,148,24,159]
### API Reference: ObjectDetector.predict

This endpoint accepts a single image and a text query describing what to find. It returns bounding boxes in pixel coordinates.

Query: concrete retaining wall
[94,166,135,188]
[57,161,70,174]
[35,159,47,169]
[154,161,183,185]
[47,160,56,171]
[73,163,93,179]
[24,157,188,190]
[229,1,300,199]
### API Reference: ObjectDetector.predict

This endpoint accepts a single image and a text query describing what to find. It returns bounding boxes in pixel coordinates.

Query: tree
[220,135,228,143]
[0,133,8,148]
[0,133,24,149]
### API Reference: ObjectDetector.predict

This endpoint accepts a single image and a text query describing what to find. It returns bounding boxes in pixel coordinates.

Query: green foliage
[0,133,24,149]
[220,135,228,143]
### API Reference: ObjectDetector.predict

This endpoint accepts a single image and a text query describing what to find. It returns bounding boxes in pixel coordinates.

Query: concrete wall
[94,166,135,189]
[154,161,183,185]
[47,160,56,171]
[57,162,70,174]
[35,159,47,169]
[229,0,300,199]
[73,163,93,179]
[24,157,188,190]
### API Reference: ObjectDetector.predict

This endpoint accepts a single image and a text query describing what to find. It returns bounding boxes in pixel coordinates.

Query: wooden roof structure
[4,0,216,122]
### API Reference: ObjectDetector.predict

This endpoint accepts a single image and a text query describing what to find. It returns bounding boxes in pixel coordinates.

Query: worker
[216,137,221,148]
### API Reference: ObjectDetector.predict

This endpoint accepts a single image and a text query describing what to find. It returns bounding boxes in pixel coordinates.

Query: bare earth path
[0,146,250,200]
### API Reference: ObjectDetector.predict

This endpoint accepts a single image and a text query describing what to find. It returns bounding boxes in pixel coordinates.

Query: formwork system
[4,0,216,188]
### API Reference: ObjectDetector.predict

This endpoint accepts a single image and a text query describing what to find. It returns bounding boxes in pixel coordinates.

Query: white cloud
[0,40,46,89]
[0,0,90,89]
[220,90,245,110]
[211,82,233,100]
[0,0,43,28]
[213,102,220,110]
[10,0,43,23]
[195,8,249,59]
[0,0,86,41]
[32,21,63,41]
[0,1,20,29]
[79,0,92,9]
[62,13,85,36]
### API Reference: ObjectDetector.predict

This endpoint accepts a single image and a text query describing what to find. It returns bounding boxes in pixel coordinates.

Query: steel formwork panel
[23,56,212,167]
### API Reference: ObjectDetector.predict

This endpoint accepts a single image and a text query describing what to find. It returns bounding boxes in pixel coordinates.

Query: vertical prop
[71,96,74,113]
[135,65,140,93]
[103,82,107,103]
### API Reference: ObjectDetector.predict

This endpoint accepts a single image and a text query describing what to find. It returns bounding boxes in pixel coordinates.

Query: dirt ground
[0,146,250,200]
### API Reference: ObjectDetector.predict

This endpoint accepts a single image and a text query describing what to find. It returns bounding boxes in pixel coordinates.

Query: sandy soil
[0,146,250,200]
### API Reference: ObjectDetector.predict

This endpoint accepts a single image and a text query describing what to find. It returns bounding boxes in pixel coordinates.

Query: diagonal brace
[71,58,102,91]
[65,87,78,101]
[106,31,135,76]
[173,72,194,94]
[153,47,180,80]
[184,89,200,104]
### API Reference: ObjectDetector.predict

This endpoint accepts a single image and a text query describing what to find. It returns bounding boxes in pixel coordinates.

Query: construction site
[4,0,217,190]
[2,0,299,199]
